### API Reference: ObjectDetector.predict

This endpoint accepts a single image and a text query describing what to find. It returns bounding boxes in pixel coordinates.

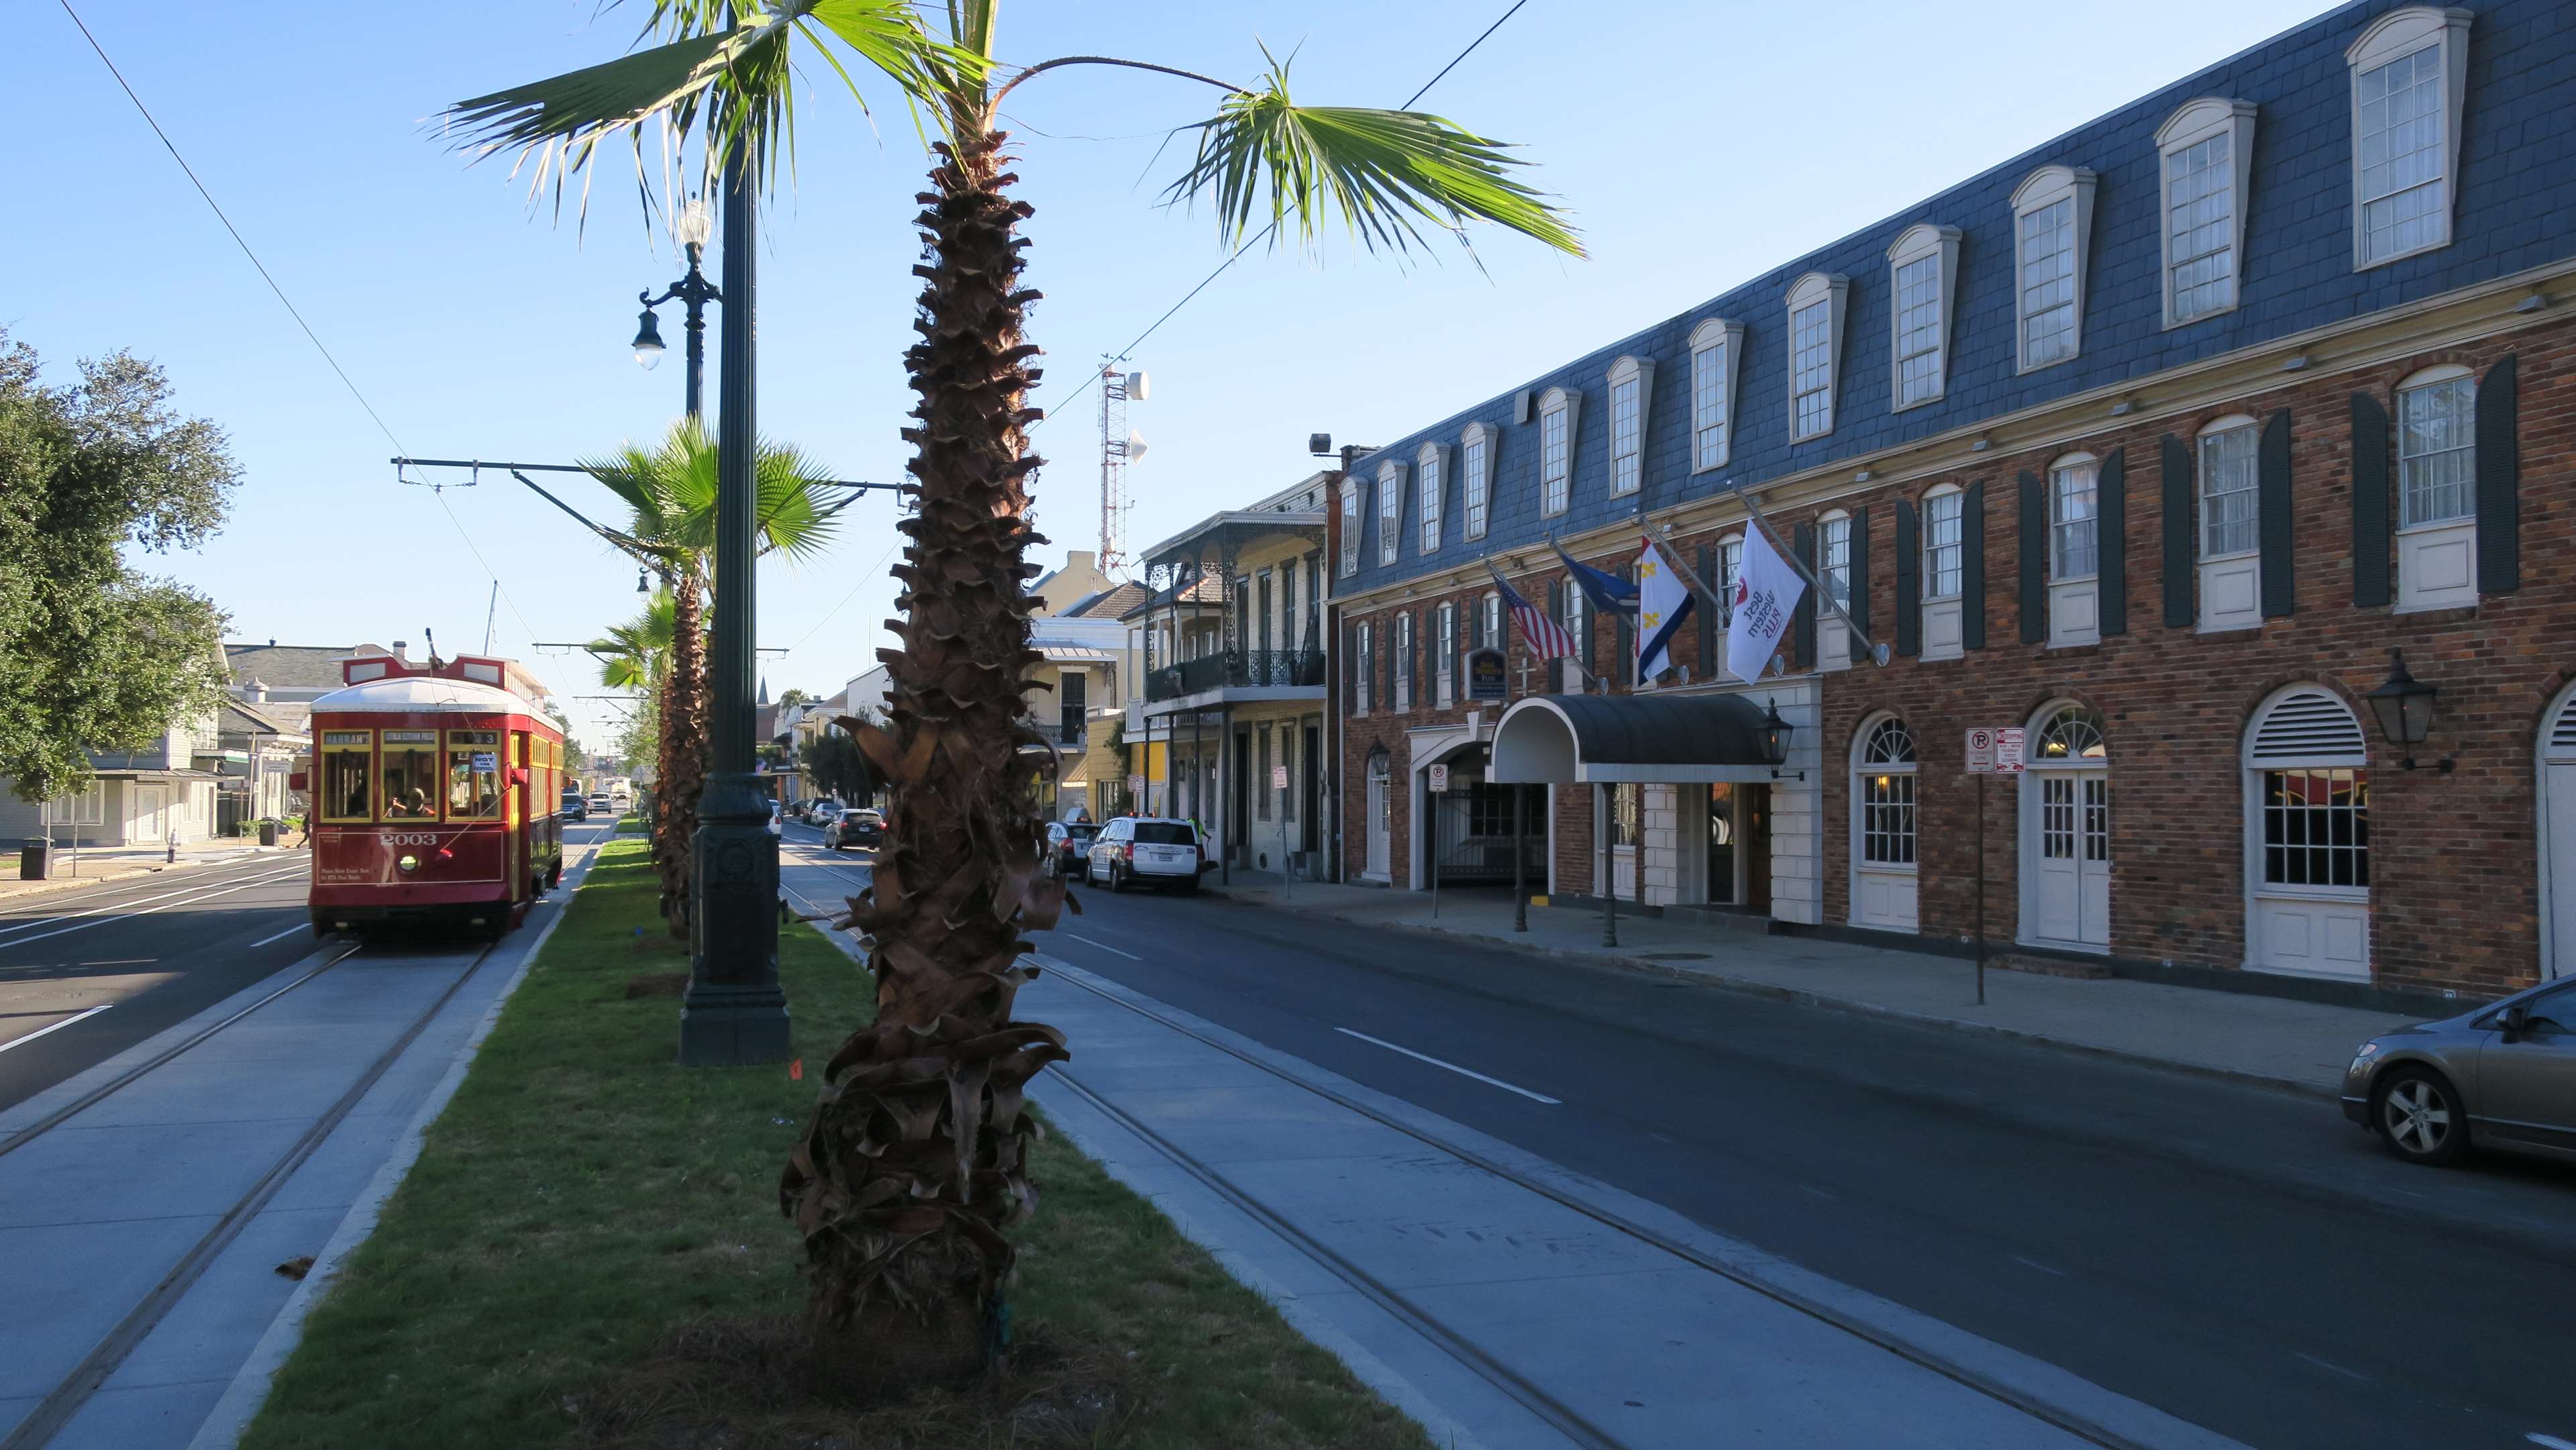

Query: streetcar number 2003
[379,832,442,847]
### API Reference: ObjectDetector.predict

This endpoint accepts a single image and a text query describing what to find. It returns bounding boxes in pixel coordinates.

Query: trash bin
[258,819,280,847]
[19,841,48,881]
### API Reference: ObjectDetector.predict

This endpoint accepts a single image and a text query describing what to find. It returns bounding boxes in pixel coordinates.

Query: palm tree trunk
[782,122,1070,1402]
[659,575,710,939]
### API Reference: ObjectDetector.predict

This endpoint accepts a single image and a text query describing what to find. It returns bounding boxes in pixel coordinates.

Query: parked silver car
[2342,976,2576,1165]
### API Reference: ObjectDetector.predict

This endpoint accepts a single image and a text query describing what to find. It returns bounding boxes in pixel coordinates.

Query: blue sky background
[5,0,2342,749]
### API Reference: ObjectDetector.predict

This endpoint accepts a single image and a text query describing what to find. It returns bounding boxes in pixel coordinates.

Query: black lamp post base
[678,770,789,1067]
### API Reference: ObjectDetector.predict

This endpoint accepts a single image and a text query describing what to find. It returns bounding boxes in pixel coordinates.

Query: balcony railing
[1145,648,1326,702]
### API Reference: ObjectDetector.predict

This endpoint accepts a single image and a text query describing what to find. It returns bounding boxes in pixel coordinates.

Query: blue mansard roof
[1338,0,2574,598]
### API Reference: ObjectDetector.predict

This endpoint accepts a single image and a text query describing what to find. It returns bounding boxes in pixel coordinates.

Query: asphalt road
[777,826,2576,1450]
[0,822,619,1115]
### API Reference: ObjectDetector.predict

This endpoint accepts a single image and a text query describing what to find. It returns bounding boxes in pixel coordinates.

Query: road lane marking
[0,864,308,945]
[246,923,311,949]
[0,869,311,951]
[2294,1351,2371,1383]
[2009,1255,2067,1278]
[1334,1028,1561,1104]
[1066,934,1141,961]
[0,1004,111,1055]
[2524,1435,2575,1449]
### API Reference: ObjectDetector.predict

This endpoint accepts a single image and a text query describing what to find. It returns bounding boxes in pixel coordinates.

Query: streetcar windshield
[448,730,503,819]
[381,730,440,819]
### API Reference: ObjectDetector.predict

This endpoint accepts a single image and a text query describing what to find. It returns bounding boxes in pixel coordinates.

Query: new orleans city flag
[1634,535,1694,682]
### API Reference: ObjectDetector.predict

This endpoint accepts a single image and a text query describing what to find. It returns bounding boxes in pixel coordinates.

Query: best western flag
[1725,525,1807,683]
[1633,536,1694,682]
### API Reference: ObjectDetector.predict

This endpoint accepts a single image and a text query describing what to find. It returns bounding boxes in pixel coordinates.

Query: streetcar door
[509,731,530,900]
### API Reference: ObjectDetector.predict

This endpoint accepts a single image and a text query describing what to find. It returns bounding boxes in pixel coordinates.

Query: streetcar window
[448,730,503,819]
[381,729,440,819]
[320,735,373,823]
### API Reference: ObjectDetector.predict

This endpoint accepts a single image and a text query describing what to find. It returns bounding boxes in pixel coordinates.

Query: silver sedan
[2341,976,2576,1166]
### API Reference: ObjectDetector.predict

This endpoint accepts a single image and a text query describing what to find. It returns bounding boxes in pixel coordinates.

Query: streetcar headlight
[397,853,421,873]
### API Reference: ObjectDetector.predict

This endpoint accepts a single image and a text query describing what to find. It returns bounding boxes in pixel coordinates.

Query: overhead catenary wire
[54,0,542,649]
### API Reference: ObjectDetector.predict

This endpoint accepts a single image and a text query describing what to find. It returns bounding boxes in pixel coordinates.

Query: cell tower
[1096,356,1148,578]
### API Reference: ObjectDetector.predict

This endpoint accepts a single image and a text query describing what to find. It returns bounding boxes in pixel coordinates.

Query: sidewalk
[0,841,297,904]
[1201,881,2421,1097]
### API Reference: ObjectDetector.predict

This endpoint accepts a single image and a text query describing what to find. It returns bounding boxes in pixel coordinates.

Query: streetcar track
[1039,960,2174,1450]
[0,855,301,928]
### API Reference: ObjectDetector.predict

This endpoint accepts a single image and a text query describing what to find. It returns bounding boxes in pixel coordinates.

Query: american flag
[1486,562,1578,660]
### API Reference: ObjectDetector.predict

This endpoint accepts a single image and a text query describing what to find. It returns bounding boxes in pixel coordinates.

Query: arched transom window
[2033,705,2108,762]
[1857,717,1918,866]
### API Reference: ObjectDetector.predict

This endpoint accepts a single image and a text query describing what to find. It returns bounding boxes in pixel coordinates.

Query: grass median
[242,837,1430,1450]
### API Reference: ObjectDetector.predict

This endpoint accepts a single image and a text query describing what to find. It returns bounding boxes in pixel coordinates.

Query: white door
[136,786,166,845]
[1365,771,1391,879]
[2245,689,2372,982]
[1853,717,1920,931]
[2030,772,2111,948]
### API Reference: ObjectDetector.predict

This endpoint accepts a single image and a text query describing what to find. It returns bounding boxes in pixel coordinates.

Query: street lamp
[1761,697,1802,781]
[633,197,721,418]
[2363,648,2447,771]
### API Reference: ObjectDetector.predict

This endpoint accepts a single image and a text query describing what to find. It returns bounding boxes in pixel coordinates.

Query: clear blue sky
[5,0,2343,749]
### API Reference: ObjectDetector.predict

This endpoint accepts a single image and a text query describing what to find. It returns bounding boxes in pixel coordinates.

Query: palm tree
[452,1,1578,1397]
[582,417,841,935]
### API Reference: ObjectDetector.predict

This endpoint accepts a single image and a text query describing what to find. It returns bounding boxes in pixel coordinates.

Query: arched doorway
[2021,703,2110,950]
[2538,682,2576,979]
[2243,686,2371,980]
[1364,745,1392,882]
[1851,714,1918,931]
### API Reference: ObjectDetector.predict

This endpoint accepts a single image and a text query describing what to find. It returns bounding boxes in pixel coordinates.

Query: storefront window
[448,729,503,819]
[321,731,374,821]
[381,730,441,819]
[2263,768,2369,888]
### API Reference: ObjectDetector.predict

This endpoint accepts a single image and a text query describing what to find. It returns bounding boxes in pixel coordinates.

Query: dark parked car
[824,809,883,851]
[1043,820,1101,875]
[2342,975,2576,1165]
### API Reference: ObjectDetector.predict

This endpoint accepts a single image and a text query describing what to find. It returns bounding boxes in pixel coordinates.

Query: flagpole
[1673,489,1890,666]
[1486,557,1604,694]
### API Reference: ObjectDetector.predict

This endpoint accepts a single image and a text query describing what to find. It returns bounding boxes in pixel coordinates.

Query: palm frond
[752,442,845,563]
[1160,47,1581,259]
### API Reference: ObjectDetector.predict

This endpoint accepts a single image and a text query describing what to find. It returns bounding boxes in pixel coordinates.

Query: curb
[1218,892,2342,1102]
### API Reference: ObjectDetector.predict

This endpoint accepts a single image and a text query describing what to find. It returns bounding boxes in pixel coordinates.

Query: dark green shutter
[2477,354,2520,594]
[1792,521,1817,668]
[1344,623,1357,708]
[2161,436,2194,627]
[1847,505,1871,657]
[2099,449,2127,635]
[1894,501,1919,658]
[2016,471,2045,643]
[2351,393,2392,608]
[1414,609,1427,703]
[2259,409,2295,618]
[1697,545,1717,677]
[1962,484,1987,651]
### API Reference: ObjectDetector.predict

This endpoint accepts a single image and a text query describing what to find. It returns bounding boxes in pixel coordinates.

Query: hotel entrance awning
[1490,692,1780,784]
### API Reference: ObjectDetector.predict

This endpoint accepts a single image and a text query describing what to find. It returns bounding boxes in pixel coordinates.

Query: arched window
[1786,272,1847,441]
[2011,165,2096,371]
[2024,702,2111,948]
[2347,7,2473,267]
[1376,461,1404,567]
[1538,386,1579,516]
[2032,704,2108,761]
[2243,686,2373,979]
[1607,356,1654,497]
[2155,98,2256,326]
[1416,443,1445,555]
[1689,318,1743,472]
[1887,224,1959,409]
[1461,423,1496,539]
[1857,717,1918,866]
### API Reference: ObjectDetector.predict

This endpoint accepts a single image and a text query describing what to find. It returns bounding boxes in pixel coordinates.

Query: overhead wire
[55,0,542,648]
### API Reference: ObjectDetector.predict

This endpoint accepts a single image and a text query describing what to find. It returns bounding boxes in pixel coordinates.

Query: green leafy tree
[580,417,839,934]
[455,0,1577,1394]
[0,331,237,802]
[799,717,880,806]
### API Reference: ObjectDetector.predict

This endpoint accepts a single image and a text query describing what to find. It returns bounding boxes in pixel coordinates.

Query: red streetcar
[299,652,567,939]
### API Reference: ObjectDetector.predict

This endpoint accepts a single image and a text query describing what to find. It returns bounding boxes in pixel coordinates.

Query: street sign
[1428,763,1450,793]
[1271,764,1288,790]
[1964,727,2026,774]
[1465,648,1508,701]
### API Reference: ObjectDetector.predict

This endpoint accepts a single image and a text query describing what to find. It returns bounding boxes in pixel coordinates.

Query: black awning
[1490,692,1777,784]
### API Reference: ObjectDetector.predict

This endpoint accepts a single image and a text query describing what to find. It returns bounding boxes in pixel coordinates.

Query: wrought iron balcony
[1145,648,1326,702]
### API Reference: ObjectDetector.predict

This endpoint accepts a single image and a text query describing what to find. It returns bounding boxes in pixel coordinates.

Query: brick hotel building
[1327,0,2575,1002]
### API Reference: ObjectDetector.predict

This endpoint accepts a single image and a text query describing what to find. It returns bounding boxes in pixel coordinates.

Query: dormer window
[1785,272,1847,442]
[1886,225,1959,411]
[1461,423,1496,540]
[1688,318,1743,472]
[1339,484,1361,577]
[2011,166,2096,372]
[1607,356,1654,497]
[1417,444,1445,555]
[1538,386,1580,516]
[1376,462,1403,567]
[2157,99,2257,326]
[2349,7,2473,268]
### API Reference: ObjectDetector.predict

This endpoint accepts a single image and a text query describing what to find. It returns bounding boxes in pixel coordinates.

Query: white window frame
[1713,533,1746,680]
[2347,7,2473,270]
[1606,356,1655,498]
[1537,386,1580,517]
[1376,461,1404,567]
[1480,590,1502,651]
[1461,422,1496,540]
[49,781,107,826]
[1818,510,1853,671]
[1354,620,1373,713]
[1785,272,1848,442]
[2155,99,2257,328]
[2241,685,2374,980]
[1339,483,1362,577]
[1920,486,1965,662]
[1435,600,1457,707]
[2010,166,2097,374]
[1688,318,1744,473]
[1416,443,1446,556]
[1560,575,1587,678]
[1394,611,1413,711]
[2047,452,2102,649]
[1886,225,1960,411]
[2393,363,2479,613]
[2196,415,2264,633]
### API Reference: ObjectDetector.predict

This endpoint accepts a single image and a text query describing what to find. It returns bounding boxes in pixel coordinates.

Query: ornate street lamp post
[633,200,720,419]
